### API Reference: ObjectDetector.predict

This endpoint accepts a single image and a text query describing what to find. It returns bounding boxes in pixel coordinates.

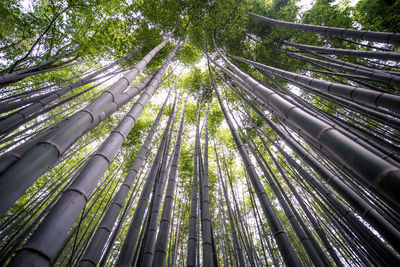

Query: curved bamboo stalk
[247,11,400,45]
[287,42,400,61]
[214,47,400,208]
[230,54,400,114]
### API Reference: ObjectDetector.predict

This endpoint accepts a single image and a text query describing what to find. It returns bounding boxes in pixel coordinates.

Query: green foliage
[353,0,400,32]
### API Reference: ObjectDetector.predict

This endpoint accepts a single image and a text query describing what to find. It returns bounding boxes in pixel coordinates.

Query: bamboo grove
[0,0,399,266]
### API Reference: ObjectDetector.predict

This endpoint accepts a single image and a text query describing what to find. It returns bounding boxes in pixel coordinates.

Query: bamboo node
[120,76,130,87]
[81,109,95,123]
[375,168,400,190]
[7,152,21,159]
[273,230,285,236]
[21,245,52,262]
[94,152,112,165]
[316,126,334,140]
[38,140,62,156]
[66,187,89,202]
[103,90,116,102]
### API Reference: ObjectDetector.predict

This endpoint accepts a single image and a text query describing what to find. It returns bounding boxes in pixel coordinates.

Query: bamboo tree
[275,47,400,86]
[78,88,171,267]
[214,141,245,267]
[229,53,400,114]
[171,203,182,267]
[0,46,142,133]
[247,11,400,45]
[7,43,181,267]
[152,99,187,266]
[212,46,400,208]
[140,94,178,266]
[116,93,178,267]
[286,41,400,61]
[239,126,328,266]
[210,61,302,266]
[0,40,179,218]
[226,78,400,253]
[200,111,215,267]
[187,104,201,267]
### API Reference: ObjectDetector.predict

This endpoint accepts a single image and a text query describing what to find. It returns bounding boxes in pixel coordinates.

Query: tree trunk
[247,11,400,45]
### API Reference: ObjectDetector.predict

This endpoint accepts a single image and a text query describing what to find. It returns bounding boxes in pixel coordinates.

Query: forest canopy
[0,0,400,266]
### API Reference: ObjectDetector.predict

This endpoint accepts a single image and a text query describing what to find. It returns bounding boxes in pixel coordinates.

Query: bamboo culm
[116,93,178,267]
[0,38,176,218]
[7,43,180,267]
[77,88,172,267]
[247,11,400,45]
[152,99,187,267]
[213,47,400,209]
[210,60,302,266]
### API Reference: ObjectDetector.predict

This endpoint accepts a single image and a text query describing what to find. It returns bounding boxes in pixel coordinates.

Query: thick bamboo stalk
[257,69,400,165]
[0,39,177,217]
[230,54,400,114]
[214,48,400,208]
[228,79,400,253]
[247,11,400,45]
[77,89,171,267]
[152,100,187,267]
[0,45,144,133]
[116,94,178,267]
[0,72,153,217]
[210,62,302,266]
[187,104,201,267]
[7,44,180,267]
[287,42,400,61]
[200,113,215,267]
